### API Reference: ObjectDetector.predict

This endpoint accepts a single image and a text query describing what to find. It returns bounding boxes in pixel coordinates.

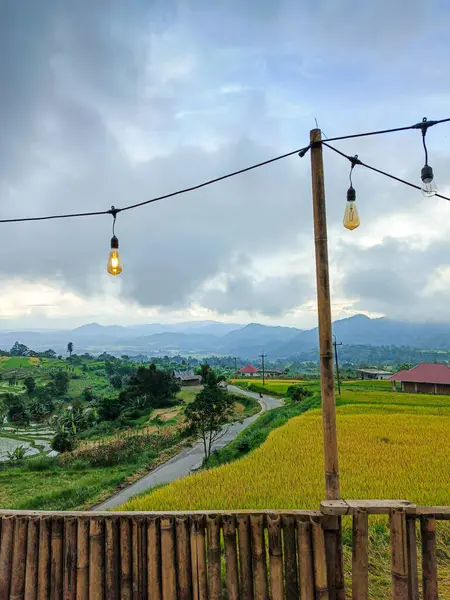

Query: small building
[389,363,450,394]
[356,368,393,380]
[173,369,202,386]
[240,364,259,377]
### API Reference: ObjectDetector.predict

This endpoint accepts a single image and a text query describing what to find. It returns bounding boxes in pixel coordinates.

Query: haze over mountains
[1,315,450,359]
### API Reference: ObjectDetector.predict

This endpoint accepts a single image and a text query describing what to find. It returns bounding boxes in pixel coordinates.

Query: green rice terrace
[0,348,258,510]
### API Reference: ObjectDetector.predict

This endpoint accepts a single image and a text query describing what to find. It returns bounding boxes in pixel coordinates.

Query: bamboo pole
[76,518,89,600]
[406,517,419,600]
[105,517,120,600]
[10,516,28,600]
[267,514,283,600]
[297,520,314,600]
[309,127,340,501]
[390,509,409,600]
[25,518,39,600]
[223,516,240,600]
[311,517,329,600]
[176,516,192,600]
[352,509,368,600]
[38,517,51,600]
[195,516,207,600]
[161,517,177,600]
[420,516,438,600]
[147,517,162,600]
[250,515,268,600]
[282,515,298,600]
[51,517,64,600]
[206,516,221,600]
[132,518,141,600]
[237,516,254,600]
[0,516,14,599]
[89,518,105,600]
[120,517,132,600]
[139,517,147,599]
[63,517,77,600]
[334,519,345,600]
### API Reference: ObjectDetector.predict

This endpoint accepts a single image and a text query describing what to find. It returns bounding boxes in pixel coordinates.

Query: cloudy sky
[1,0,450,329]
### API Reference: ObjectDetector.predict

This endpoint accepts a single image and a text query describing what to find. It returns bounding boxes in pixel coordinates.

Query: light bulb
[421,165,437,197]
[343,186,360,230]
[107,236,122,275]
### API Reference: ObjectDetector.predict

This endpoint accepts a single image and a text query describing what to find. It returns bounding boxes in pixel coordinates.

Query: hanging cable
[0,116,449,225]
[322,142,450,202]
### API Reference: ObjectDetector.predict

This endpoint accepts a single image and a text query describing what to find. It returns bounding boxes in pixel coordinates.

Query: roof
[240,364,259,374]
[356,369,392,375]
[389,363,450,384]
[173,369,201,381]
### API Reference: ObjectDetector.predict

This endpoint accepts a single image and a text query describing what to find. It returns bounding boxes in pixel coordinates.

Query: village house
[173,369,202,386]
[356,368,393,380]
[239,364,283,378]
[389,362,450,394]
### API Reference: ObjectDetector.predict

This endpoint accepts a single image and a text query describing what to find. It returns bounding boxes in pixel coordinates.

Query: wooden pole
[420,516,438,600]
[25,518,39,600]
[64,517,78,600]
[352,510,368,600]
[237,516,254,600]
[267,514,283,600]
[76,518,89,600]
[297,520,314,600]
[10,516,28,600]
[390,509,409,600]
[281,515,298,600]
[310,128,340,501]
[223,516,240,600]
[206,516,221,600]
[0,516,14,599]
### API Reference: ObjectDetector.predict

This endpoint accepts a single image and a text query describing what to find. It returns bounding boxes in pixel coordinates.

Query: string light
[107,207,122,276]
[0,117,448,269]
[343,156,361,230]
[420,118,437,197]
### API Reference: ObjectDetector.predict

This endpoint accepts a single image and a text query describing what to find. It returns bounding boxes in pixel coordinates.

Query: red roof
[240,364,259,374]
[390,363,450,384]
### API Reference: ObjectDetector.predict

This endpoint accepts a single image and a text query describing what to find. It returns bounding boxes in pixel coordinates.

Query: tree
[67,342,74,362]
[110,374,123,389]
[126,364,180,408]
[50,370,70,396]
[10,341,29,356]
[199,362,212,384]
[185,383,235,464]
[23,376,36,395]
[4,393,29,425]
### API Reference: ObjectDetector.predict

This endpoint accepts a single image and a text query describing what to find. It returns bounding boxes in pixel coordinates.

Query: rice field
[123,384,450,511]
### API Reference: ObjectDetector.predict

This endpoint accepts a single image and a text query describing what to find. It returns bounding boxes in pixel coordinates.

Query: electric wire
[0,117,449,224]
[322,142,450,202]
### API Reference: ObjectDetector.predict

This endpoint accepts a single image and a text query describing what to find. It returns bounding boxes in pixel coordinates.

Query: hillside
[2,315,450,359]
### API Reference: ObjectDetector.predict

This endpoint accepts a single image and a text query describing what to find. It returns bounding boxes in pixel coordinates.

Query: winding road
[94,386,283,511]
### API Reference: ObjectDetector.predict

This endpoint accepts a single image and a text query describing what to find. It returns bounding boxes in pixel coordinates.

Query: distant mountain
[2,315,450,359]
[276,314,450,357]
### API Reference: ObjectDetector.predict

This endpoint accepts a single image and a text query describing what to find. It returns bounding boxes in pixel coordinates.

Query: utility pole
[310,128,344,600]
[259,353,266,386]
[234,357,238,373]
[333,335,343,396]
[310,128,340,500]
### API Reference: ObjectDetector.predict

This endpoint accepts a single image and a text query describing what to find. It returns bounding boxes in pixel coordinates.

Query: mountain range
[2,315,450,359]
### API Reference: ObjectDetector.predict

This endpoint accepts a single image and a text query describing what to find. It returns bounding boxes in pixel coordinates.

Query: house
[240,364,259,377]
[239,364,283,378]
[356,368,392,381]
[389,363,450,394]
[173,369,202,386]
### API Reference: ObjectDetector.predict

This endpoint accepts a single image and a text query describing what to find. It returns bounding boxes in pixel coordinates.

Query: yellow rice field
[122,397,450,511]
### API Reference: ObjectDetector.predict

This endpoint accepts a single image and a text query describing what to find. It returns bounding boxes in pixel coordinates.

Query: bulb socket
[111,235,119,249]
[421,165,434,184]
[347,186,356,202]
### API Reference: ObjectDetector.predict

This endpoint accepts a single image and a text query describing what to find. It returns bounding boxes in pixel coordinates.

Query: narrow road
[94,387,283,511]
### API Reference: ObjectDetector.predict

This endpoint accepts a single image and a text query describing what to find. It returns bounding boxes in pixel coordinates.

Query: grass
[122,380,450,598]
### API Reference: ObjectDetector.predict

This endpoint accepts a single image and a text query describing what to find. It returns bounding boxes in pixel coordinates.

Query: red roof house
[240,364,259,376]
[390,363,450,394]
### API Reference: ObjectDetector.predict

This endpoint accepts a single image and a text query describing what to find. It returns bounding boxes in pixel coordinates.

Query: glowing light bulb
[421,165,437,197]
[343,186,360,230]
[107,236,122,275]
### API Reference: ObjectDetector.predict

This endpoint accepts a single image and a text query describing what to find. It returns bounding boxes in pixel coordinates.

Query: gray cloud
[1,0,450,323]
[200,274,312,316]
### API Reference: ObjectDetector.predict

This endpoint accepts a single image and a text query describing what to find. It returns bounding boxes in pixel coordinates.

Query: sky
[1,0,450,330]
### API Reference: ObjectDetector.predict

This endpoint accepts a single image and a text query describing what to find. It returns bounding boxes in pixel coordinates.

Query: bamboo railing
[0,502,448,599]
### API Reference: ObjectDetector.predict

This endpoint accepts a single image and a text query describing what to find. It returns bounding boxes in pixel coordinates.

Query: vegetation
[125,383,450,510]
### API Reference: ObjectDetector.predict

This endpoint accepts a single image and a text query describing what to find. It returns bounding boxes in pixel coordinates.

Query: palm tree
[67,342,74,362]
